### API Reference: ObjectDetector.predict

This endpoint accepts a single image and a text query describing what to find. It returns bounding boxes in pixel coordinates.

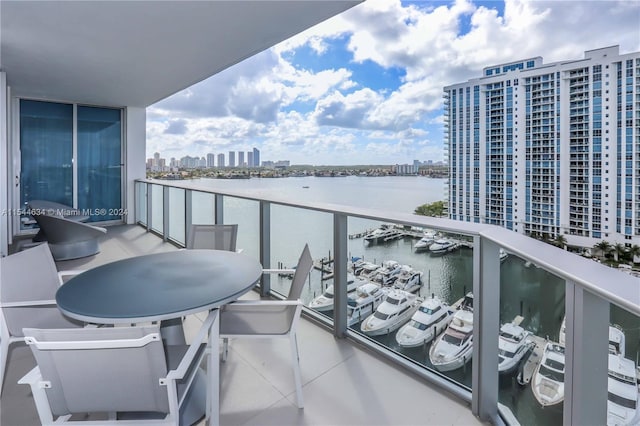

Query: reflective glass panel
[77,106,122,222]
[19,100,73,229]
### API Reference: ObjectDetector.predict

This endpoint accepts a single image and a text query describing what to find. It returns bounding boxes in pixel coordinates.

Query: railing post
[146,183,152,232]
[162,185,170,241]
[215,194,223,224]
[472,235,499,423]
[333,213,348,338]
[564,281,608,426]
[260,201,271,297]
[185,190,192,247]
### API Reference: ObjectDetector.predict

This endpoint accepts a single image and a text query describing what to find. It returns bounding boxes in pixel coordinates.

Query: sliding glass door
[77,106,122,222]
[19,99,123,229]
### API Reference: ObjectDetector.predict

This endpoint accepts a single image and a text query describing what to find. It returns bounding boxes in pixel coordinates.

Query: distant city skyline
[147,148,444,172]
[145,1,639,165]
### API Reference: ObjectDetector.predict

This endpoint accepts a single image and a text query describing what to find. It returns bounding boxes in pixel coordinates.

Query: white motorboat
[609,324,626,356]
[429,309,474,371]
[346,283,389,326]
[414,230,437,252]
[429,238,458,255]
[395,295,453,348]
[498,321,533,374]
[354,261,381,280]
[531,342,565,407]
[371,260,402,286]
[360,289,421,336]
[607,353,639,426]
[559,317,625,357]
[499,248,508,263]
[393,265,423,293]
[308,274,364,312]
[364,224,401,244]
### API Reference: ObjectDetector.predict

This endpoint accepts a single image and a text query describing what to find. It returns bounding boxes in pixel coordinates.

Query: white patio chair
[186,224,238,251]
[162,224,240,346]
[0,243,83,395]
[19,310,217,425]
[220,243,313,408]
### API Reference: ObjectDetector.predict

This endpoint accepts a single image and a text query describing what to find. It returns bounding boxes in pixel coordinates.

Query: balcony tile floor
[2,225,485,426]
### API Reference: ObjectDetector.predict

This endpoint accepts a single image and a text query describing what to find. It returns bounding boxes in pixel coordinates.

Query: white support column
[162,186,170,241]
[259,201,271,297]
[146,183,152,232]
[333,213,348,338]
[214,194,223,225]
[472,236,499,422]
[564,281,608,426]
[124,107,145,225]
[0,72,7,256]
[185,190,193,246]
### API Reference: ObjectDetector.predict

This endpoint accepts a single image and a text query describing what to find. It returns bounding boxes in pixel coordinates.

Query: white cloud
[148,0,640,165]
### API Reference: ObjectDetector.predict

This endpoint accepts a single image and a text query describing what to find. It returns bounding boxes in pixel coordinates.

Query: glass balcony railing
[135,178,640,426]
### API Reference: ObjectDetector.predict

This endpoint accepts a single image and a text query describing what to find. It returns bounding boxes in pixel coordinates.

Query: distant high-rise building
[217,153,225,168]
[206,153,215,168]
[247,151,253,168]
[253,147,260,167]
[445,45,640,247]
[228,151,235,168]
[238,151,245,167]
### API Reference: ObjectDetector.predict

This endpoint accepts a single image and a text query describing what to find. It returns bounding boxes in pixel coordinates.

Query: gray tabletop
[56,250,263,324]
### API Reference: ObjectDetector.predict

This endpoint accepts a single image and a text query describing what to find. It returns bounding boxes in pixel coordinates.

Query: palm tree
[628,245,640,264]
[613,243,627,263]
[553,234,567,250]
[594,241,612,259]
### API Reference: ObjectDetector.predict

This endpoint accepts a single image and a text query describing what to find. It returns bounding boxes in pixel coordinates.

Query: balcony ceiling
[0,0,360,107]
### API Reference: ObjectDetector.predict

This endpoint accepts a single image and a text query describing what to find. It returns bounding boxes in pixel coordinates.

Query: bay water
[189,175,637,425]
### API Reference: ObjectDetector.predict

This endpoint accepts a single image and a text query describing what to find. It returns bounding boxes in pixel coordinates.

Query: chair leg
[290,333,304,408]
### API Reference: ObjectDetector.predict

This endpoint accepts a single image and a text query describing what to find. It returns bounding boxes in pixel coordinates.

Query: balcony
[3,179,640,426]
[2,225,481,426]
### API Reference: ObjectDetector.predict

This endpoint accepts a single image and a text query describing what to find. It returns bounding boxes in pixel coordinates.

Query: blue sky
[147,0,640,166]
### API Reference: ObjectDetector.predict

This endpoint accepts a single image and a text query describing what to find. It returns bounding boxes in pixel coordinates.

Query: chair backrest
[186,224,238,251]
[0,244,70,336]
[31,214,106,243]
[287,244,313,300]
[24,325,170,417]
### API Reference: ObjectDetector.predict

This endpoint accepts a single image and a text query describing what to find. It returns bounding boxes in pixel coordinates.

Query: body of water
[189,175,638,426]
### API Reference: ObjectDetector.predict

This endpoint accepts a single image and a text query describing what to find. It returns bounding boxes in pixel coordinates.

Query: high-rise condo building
[217,153,225,168]
[206,153,215,168]
[253,147,260,167]
[445,45,640,248]
[228,151,235,168]
[247,151,254,167]
[238,151,245,167]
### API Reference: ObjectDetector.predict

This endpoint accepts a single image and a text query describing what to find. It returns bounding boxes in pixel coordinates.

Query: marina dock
[517,334,547,386]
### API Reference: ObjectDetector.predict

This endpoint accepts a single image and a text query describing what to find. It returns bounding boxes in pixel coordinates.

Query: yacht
[346,283,389,326]
[531,342,565,407]
[607,353,639,426]
[609,324,626,356]
[370,260,402,286]
[498,321,533,374]
[364,224,401,244]
[414,230,437,252]
[429,238,458,255]
[360,289,421,336]
[429,293,474,371]
[308,274,364,312]
[393,265,423,293]
[395,295,453,348]
[353,261,381,280]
